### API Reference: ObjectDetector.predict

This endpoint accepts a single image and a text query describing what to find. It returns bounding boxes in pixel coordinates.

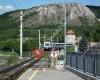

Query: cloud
[0,5,15,12]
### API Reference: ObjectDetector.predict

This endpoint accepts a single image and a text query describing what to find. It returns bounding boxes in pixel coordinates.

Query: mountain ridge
[11,3,96,26]
[0,3,100,29]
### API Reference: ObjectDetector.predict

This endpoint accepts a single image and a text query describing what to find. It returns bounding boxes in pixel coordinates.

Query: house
[66,29,76,45]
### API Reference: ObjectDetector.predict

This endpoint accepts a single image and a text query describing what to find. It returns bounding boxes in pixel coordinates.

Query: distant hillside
[0,3,99,29]
[87,6,100,18]
[0,3,100,41]
[0,3,100,52]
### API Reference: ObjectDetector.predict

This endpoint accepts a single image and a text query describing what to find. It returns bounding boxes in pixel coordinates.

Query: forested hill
[0,3,99,28]
[0,4,100,53]
[87,5,100,18]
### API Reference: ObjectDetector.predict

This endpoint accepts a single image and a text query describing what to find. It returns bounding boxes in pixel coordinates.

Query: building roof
[90,42,100,48]
[66,30,75,35]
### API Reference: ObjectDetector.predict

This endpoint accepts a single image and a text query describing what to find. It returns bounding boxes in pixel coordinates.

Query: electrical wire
[9,0,19,10]
[0,0,19,14]
[0,9,8,13]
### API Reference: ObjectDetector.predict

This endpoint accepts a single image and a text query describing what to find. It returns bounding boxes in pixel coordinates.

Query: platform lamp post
[64,4,67,69]
[51,36,53,43]
[20,11,23,59]
[39,30,41,49]
[44,34,46,43]
[57,37,58,43]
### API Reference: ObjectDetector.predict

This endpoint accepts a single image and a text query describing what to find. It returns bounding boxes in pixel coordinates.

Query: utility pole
[44,34,46,43]
[57,37,58,43]
[50,36,53,49]
[51,36,53,43]
[39,30,41,49]
[20,11,23,59]
[64,4,67,67]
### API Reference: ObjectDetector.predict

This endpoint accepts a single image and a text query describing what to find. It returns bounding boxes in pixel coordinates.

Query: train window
[45,43,50,46]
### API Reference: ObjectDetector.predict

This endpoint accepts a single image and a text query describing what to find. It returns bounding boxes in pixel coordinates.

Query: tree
[78,36,89,52]
[2,39,19,53]
[23,39,39,52]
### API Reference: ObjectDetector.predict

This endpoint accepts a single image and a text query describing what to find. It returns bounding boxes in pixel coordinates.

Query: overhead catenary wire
[0,0,20,14]
[9,0,19,10]
[0,9,9,13]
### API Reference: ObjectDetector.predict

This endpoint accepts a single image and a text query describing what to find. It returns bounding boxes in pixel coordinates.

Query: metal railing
[66,52,100,78]
[0,53,18,66]
[0,51,33,66]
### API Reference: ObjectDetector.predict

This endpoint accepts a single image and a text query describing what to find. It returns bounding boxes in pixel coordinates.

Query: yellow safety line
[29,70,38,80]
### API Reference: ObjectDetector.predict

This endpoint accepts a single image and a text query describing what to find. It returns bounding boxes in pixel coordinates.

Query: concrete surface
[18,68,84,80]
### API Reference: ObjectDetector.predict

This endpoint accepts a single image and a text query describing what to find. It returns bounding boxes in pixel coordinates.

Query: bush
[66,47,75,52]
[1,39,19,53]
[23,39,39,52]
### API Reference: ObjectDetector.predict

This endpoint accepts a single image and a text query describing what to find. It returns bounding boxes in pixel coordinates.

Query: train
[43,41,74,51]
[43,42,64,51]
[43,42,52,51]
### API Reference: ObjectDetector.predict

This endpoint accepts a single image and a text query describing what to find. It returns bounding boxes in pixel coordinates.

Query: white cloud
[0,5,15,12]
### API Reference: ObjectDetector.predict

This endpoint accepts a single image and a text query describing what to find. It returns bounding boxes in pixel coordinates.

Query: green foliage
[0,29,19,40]
[78,36,89,52]
[23,39,39,52]
[87,6,100,18]
[0,17,19,30]
[0,23,99,54]
[67,23,100,42]
[0,39,19,53]
[0,6,100,54]
[0,24,62,53]
[66,47,75,52]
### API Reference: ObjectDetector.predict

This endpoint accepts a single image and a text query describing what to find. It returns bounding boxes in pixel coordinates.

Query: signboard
[32,48,44,59]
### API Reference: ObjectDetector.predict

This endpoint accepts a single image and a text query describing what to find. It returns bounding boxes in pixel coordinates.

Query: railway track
[0,50,52,80]
[0,57,42,80]
[0,58,33,73]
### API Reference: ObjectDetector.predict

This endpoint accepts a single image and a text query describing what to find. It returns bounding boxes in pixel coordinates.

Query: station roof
[66,30,75,35]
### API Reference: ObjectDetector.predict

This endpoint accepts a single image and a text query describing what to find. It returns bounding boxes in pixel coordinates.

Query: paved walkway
[18,57,84,80]
[18,68,84,80]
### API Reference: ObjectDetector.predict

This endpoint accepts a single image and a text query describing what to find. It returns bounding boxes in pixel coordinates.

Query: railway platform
[18,57,84,80]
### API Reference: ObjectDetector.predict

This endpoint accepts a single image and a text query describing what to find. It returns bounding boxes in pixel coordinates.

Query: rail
[0,58,33,73]
[0,56,43,80]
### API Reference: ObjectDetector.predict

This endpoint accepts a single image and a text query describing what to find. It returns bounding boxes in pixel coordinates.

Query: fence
[66,52,100,78]
[0,51,33,66]
[0,52,18,66]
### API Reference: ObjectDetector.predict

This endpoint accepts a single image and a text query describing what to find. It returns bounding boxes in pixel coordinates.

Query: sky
[0,0,100,14]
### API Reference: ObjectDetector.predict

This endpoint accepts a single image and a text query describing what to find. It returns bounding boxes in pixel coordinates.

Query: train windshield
[45,43,50,46]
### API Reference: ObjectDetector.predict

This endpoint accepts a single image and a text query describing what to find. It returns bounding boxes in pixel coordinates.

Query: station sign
[32,48,44,59]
